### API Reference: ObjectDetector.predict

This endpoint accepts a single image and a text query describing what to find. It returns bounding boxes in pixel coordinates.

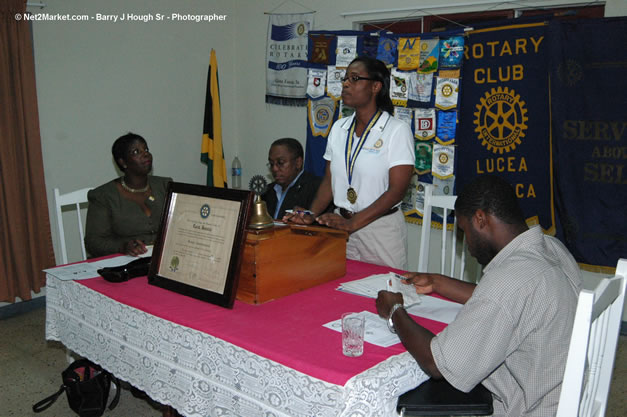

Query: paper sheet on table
[405,296,461,324]
[43,262,102,281]
[339,273,422,304]
[337,272,462,324]
[323,310,401,348]
[94,246,153,266]
[44,247,153,281]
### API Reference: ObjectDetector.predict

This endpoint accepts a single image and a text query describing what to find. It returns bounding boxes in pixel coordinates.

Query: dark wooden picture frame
[148,182,254,308]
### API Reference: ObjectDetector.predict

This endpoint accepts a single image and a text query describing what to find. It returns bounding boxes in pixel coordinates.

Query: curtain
[0,0,55,302]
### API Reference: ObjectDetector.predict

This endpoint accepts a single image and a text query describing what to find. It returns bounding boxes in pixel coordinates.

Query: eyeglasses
[341,75,377,84]
[267,159,293,169]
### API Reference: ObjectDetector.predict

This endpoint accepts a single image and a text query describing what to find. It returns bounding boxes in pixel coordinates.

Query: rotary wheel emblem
[200,204,210,218]
[249,174,268,195]
[441,83,453,97]
[557,59,583,87]
[473,86,528,154]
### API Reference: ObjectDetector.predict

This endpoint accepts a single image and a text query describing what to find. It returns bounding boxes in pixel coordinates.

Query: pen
[391,272,406,281]
[285,209,315,215]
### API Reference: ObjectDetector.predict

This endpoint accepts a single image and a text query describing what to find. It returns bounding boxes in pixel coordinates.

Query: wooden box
[236,224,348,304]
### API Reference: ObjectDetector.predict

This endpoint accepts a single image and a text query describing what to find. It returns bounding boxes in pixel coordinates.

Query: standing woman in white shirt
[285,56,415,269]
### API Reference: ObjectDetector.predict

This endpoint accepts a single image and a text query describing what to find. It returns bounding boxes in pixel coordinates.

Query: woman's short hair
[455,175,527,225]
[271,137,304,160]
[349,56,394,114]
[112,132,146,171]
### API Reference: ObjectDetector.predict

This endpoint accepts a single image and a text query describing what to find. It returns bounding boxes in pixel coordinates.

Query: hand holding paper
[400,272,436,295]
[337,272,462,324]
[386,273,423,308]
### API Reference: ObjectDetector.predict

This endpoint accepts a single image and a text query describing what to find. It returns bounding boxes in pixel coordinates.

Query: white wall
[32,0,236,262]
[32,0,627,263]
[24,0,626,316]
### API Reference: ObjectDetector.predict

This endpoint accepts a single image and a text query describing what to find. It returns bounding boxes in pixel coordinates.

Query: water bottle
[232,156,242,189]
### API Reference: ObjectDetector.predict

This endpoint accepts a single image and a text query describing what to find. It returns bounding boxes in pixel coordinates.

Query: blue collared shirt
[272,170,304,219]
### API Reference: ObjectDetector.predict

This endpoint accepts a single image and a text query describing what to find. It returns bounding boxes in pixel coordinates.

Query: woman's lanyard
[344,110,382,204]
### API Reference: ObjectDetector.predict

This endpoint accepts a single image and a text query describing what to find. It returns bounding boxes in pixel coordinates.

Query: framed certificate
[148,182,254,308]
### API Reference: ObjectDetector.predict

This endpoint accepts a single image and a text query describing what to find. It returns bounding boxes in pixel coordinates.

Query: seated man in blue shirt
[262,138,323,219]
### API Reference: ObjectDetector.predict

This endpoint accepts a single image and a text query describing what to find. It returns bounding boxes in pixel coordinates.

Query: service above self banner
[548,18,627,271]
[456,22,555,233]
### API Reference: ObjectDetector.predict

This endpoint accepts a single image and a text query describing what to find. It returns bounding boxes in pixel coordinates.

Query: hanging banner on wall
[303,28,466,227]
[457,22,556,234]
[309,32,334,65]
[548,17,627,272]
[298,21,623,272]
[266,13,315,106]
[305,96,338,178]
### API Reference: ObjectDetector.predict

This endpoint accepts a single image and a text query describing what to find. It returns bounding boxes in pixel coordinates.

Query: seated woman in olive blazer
[85,133,172,257]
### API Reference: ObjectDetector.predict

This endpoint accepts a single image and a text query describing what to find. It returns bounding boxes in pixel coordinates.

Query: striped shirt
[431,226,582,416]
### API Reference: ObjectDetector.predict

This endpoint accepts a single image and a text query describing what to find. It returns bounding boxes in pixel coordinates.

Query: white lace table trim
[45,275,428,417]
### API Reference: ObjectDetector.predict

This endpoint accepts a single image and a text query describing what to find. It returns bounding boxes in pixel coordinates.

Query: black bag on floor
[33,358,121,417]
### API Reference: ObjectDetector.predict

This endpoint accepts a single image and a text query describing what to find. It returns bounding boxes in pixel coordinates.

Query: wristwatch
[387,303,405,333]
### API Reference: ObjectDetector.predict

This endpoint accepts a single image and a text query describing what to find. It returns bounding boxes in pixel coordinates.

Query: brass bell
[248,194,274,229]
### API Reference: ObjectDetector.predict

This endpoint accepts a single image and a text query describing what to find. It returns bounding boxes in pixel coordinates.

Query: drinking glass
[342,312,365,357]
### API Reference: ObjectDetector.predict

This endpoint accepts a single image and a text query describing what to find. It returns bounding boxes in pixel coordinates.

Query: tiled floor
[0,307,162,416]
[0,306,625,416]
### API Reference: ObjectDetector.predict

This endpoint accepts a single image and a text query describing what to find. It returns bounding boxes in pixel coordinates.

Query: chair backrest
[417,183,469,280]
[556,258,627,417]
[53,187,91,265]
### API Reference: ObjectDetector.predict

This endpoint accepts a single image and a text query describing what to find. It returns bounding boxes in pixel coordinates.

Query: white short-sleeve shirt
[323,111,415,212]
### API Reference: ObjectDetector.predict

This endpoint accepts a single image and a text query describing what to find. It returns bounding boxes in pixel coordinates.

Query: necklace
[121,178,149,193]
[345,110,382,204]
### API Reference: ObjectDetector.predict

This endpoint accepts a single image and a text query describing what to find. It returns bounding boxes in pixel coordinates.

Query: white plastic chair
[556,258,627,417]
[417,183,469,281]
[53,187,91,265]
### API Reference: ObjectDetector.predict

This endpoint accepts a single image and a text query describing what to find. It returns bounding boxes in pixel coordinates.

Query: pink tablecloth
[80,259,448,386]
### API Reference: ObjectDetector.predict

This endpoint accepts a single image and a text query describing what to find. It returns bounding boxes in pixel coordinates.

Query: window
[361,4,604,33]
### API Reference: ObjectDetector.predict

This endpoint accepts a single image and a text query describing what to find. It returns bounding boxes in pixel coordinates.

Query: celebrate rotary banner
[266,13,314,106]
